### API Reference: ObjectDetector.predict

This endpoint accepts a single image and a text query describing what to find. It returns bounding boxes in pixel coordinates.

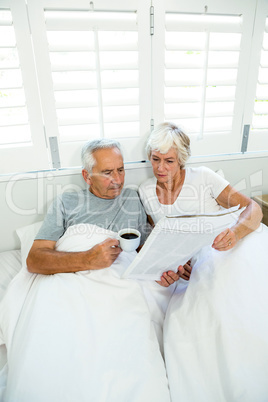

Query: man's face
[82,147,125,199]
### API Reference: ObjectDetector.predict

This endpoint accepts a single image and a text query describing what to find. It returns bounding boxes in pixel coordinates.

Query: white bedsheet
[164,223,268,402]
[0,224,171,402]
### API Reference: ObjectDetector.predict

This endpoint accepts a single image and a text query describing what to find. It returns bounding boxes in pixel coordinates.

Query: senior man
[27,139,182,286]
[0,139,183,402]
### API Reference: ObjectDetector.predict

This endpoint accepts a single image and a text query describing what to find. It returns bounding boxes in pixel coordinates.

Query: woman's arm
[212,185,263,250]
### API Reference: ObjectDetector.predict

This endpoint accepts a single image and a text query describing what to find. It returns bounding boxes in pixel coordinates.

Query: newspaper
[122,205,244,280]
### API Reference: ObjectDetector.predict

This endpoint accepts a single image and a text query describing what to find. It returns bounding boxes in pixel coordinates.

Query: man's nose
[111,171,121,183]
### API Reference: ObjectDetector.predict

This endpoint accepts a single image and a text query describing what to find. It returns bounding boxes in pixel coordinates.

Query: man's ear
[82,169,92,185]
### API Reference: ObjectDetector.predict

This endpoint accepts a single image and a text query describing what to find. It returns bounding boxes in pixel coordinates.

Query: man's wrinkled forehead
[92,147,124,171]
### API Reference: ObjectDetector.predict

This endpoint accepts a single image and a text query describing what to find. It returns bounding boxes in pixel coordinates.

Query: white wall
[1,155,267,252]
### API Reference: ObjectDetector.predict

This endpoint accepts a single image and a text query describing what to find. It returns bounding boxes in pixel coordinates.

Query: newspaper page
[122,205,244,280]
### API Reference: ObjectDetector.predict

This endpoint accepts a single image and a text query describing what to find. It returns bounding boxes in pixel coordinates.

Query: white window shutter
[243,0,268,153]
[253,19,268,130]
[0,1,48,174]
[152,0,259,157]
[27,0,151,168]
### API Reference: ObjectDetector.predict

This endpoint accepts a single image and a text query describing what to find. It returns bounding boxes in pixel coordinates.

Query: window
[27,0,151,168]
[0,1,49,174]
[164,13,242,138]
[0,0,267,175]
[0,10,30,146]
[251,17,268,143]
[45,10,140,142]
[243,1,268,153]
[152,0,264,156]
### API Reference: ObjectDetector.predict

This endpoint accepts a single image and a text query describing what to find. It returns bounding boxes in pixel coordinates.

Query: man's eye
[119,168,125,173]
[104,171,112,176]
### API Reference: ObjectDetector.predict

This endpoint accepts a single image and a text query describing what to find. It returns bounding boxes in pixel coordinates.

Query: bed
[0,250,21,304]
[0,221,44,378]
[0,222,173,402]
[1,182,268,402]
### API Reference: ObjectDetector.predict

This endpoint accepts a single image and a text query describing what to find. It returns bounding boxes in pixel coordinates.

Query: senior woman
[139,122,268,402]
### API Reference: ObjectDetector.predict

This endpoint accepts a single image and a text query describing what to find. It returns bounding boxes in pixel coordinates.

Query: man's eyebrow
[101,169,113,173]
[101,165,124,173]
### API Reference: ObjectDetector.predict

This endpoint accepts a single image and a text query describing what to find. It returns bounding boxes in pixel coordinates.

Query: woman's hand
[156,261,192,287]
[156,265,184,287]
[212,228,237,251]
[179,260,192,280]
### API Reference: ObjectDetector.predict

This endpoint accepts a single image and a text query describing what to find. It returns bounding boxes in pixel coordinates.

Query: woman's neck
[156,168,185,205]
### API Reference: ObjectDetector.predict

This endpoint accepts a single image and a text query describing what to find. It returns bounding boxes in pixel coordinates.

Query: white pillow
[0,250,21,301]
[215,169,225,179]
[16,221,43,268]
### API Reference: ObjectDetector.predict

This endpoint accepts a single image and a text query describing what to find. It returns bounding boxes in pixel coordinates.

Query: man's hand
[27,237,122,275]
[87,238,122,269]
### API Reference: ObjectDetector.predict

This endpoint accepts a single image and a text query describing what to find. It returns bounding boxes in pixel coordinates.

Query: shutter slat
[166,13,242,33]
[45,10,137,31]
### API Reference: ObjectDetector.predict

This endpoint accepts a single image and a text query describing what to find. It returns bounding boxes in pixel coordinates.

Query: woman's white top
[139,166,229,224]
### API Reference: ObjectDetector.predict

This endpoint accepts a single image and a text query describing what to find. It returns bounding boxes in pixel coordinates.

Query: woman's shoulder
[185,166,229,192]
[184,166,211,180]
[185,166,224,179]
[185,166,212,174]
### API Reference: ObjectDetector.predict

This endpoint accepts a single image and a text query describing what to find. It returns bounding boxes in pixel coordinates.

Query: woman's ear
[82,169,92,185]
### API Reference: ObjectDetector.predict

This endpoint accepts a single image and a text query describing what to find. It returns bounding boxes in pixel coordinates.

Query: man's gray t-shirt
[36,187,148,244]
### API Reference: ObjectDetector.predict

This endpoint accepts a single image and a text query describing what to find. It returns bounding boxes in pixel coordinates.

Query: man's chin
[108,187,122,197]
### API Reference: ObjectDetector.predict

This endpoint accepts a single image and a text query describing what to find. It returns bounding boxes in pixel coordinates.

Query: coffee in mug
[120,233,139,240]
[118,228,141,252]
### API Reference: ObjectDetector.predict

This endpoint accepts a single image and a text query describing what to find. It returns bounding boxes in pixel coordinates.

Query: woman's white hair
[81,139,122,172]
[146,122,191,168]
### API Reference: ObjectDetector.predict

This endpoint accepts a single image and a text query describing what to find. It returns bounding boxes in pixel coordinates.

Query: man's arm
[27,238,122,275]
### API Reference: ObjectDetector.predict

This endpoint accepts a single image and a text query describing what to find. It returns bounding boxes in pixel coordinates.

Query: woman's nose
[157,161,165,172]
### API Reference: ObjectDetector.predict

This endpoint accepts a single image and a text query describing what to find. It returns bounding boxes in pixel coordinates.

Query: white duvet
[164,223,268,402]
[0,224,172,402]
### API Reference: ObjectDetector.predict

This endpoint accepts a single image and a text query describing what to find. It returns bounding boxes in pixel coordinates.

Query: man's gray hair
[81,139,122,172]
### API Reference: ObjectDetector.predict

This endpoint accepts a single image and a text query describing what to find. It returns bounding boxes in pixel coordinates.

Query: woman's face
[150,148,181,183]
